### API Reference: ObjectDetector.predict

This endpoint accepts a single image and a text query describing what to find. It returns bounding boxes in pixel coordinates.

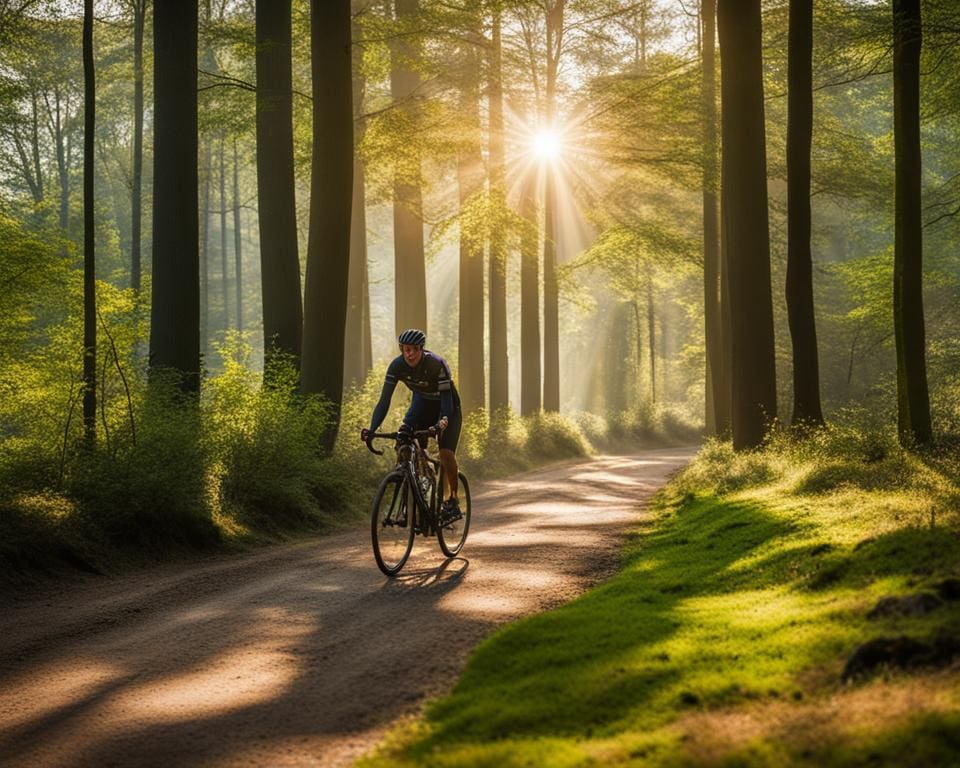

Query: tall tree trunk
[31,93,44,200]
[701,0,721,435]
[256,0,303,377]
[718,0,778,450]
[83,0,96,445]
[360,249,372,374]
[391,0,427,336]
[200,141,211,357]
[344,4,372,389]
[487,8,509,412]
[786,0,823,428]
[541,0,564,413]
[232,138,243,332]
[718,183,733,436]
[301,0,353,452]
[51,89,70,234]
[892,0,931,446]
[131,0,145,294]
[219,135,229,330]
[150,0,199,393]
[457,47,485,413]
[646,266,656,403]
[520,172,541,416]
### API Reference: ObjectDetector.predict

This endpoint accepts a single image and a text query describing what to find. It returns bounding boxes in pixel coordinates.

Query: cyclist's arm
[369,375,398,432]
[438,369,454,420]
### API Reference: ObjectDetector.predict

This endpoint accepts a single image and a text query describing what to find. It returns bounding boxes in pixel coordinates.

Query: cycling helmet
[398,328,426,347]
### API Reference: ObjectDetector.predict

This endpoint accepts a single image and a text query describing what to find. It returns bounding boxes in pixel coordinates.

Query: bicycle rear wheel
[371,471,415,576]
[437,472,471,558]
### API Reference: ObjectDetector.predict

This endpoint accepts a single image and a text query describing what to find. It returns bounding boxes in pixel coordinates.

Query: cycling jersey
[368,350,461,435]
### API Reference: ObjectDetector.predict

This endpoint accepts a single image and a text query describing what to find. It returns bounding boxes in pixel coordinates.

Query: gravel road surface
[0,449,693,767]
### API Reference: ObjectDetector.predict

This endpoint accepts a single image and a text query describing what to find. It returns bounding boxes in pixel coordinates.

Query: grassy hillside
[364,429,960,767]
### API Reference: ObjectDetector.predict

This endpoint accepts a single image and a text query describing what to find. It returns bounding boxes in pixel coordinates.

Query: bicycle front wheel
[371,471,415,576]
[438,472,471,558]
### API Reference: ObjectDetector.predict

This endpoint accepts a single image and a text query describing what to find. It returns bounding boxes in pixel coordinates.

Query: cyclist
[361,329,463,522]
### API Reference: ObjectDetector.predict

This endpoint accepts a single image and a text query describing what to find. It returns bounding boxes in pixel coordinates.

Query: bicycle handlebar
[365,427,438,456]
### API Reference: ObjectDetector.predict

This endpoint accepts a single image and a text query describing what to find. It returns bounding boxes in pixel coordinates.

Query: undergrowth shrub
[675,438,779,496]
[526,411,590,460]
[207,340,333,534]
[69,390,217,552]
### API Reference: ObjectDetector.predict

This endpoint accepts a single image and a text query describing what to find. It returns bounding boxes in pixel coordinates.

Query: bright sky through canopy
[532,129,562,160]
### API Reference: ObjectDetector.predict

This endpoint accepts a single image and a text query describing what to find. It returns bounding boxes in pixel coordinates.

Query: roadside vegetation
[364,423,960,768]
[0,324,698,588]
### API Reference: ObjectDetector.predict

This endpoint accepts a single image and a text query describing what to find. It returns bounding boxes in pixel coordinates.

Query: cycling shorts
[404,394,462,452]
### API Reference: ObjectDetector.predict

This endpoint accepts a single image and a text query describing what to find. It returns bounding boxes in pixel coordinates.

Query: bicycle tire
[371,471,415,576]
[437,472,471,558]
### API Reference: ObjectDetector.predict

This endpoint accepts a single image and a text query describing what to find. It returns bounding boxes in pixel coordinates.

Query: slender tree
[457,41,485,413]
[129,0,146,294]
[200,141,211,355]
[150,0,199,392]
[718,0,777,450]
[301,0,353,451]
[232,138,243,332]
[82,0,95,444]
[256,0,303,375]
[344,2,373,388]
[218,135,229,329]
[785,0,824,428]
[487,6,509,412]
[391,0,427,336]
[892,0,931,446]
[646,265,656,402]
[542,0,564,412]
[520,172,541,415]
[701,0,723,434]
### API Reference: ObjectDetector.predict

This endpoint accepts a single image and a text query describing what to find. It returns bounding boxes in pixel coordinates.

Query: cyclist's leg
[438,408,462,501]
[404,394,438,444]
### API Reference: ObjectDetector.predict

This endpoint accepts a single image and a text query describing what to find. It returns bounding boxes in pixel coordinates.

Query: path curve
[0,448,693,768]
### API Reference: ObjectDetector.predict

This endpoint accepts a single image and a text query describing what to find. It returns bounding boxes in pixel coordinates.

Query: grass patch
[363,429,960,767]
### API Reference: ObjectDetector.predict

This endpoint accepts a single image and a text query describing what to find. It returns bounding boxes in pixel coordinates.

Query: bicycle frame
[367,426,472,574]
[368,429,441,535]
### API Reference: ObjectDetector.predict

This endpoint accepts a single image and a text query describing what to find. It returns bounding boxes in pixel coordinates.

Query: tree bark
[200,140,211,356]
[256,0,303,376]
[646,266,656,404]
[150,0,200,393]
[232,138,243,332]
[457,45,485,413]
[520,172,541,416]
[701,0,722,435]
[892,0,931,446]
[219,135,229,330]
[487,8,509,412]
[718,0,778,450]
[786,0,823,428]
[83,0,96,445]
[130,0,145,294]
[301,0,353,452]
[718,182,733,437]
[541,0,564,413]
[391,0,427,337]
[344,5,372,389]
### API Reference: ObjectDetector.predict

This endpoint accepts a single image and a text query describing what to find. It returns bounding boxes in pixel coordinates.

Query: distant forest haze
[1,0,960,562]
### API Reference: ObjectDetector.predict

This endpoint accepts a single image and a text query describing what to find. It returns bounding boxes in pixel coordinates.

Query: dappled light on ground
[0,449,692,768]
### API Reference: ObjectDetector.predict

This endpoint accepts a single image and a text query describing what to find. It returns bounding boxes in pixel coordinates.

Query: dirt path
[0,449,693,768]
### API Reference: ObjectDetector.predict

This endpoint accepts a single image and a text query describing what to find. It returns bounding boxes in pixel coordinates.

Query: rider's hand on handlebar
[360,427,371,443]
[436,416,448,432]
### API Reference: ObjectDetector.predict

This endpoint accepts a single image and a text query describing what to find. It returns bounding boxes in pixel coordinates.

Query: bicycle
[365,426,472,576]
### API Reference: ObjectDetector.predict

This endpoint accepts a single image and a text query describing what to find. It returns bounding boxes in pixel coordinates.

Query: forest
[1,0,960,765]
